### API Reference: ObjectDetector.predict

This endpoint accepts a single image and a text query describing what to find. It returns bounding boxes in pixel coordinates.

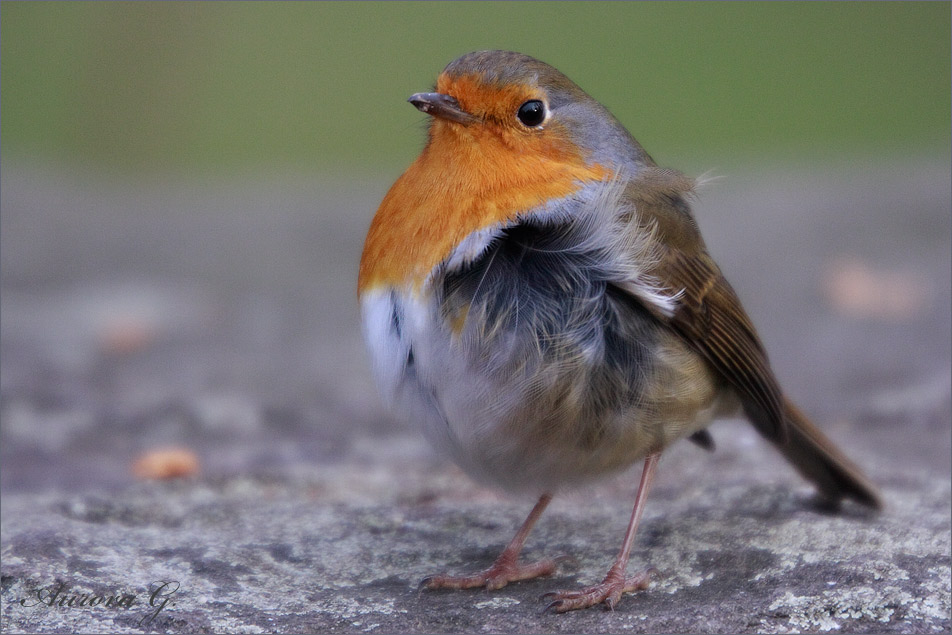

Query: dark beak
[408,92,477,125]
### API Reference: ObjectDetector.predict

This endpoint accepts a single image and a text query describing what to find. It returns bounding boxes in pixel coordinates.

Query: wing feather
[621,172,787,442]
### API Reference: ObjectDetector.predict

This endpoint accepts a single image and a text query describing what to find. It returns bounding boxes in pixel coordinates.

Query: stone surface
[2,158,950,633]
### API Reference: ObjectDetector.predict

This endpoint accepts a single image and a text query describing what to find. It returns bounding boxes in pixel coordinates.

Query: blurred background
[1,2,950,494]
[2,2,949,173]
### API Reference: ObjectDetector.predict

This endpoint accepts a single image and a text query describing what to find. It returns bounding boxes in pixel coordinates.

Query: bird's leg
[544,452,661,613]
[422,493,562,591]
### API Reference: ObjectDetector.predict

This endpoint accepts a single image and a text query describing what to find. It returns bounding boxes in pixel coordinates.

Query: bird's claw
[421,556,564,591]
[541,567,655,613]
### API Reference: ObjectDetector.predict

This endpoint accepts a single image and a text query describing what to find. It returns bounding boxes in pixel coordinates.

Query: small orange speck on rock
[132,447,200,480]
[824,256,930,321]
[100,319,156,355]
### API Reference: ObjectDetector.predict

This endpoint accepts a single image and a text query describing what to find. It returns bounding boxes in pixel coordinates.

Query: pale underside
[361,178,737,494]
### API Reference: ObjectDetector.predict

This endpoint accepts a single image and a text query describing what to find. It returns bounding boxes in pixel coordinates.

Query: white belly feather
[360,179,729,494]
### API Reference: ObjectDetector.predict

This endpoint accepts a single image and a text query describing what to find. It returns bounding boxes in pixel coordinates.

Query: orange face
[358,72,607,293]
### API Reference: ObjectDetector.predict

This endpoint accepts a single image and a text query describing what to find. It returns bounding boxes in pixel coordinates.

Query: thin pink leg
[544,452,661,612]
[422,493,562,591]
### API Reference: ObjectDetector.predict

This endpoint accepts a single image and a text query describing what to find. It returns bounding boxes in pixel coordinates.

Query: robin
[357,50,881,613]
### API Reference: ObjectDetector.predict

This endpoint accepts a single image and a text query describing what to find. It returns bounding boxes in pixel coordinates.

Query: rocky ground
[1,158,950,633]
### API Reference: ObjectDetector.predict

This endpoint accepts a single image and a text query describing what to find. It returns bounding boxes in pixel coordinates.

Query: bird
[357,50,881,613]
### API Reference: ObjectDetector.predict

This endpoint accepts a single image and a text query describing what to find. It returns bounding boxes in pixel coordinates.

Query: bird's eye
[516,100,546,127]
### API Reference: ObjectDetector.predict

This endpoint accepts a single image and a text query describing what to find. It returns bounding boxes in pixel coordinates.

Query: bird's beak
[408,92,477,125]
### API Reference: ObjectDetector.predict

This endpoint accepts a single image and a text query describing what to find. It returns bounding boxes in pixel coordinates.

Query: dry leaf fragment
[132,447,200,480]
[824,256,930,320]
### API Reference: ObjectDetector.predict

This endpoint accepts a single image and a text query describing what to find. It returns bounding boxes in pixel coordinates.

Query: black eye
[517,100,546,127]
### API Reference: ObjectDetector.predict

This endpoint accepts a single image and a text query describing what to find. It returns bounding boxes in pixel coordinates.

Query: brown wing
[622,172,787,443]
[660,248,787,443]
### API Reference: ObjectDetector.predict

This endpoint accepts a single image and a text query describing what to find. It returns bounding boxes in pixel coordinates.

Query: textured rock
[2,433,949,634]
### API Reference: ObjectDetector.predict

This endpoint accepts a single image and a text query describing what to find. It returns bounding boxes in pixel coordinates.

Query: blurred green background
[2,1,949,176]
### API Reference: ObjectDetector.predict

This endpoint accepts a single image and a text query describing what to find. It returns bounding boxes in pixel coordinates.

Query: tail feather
[775,399,882,509]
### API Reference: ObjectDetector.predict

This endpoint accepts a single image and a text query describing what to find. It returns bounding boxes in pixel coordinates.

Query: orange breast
[358,119,607,294]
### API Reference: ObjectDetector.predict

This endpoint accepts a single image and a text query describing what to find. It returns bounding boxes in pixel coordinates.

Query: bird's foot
[422,554,568,591]
[542,566,655,613]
